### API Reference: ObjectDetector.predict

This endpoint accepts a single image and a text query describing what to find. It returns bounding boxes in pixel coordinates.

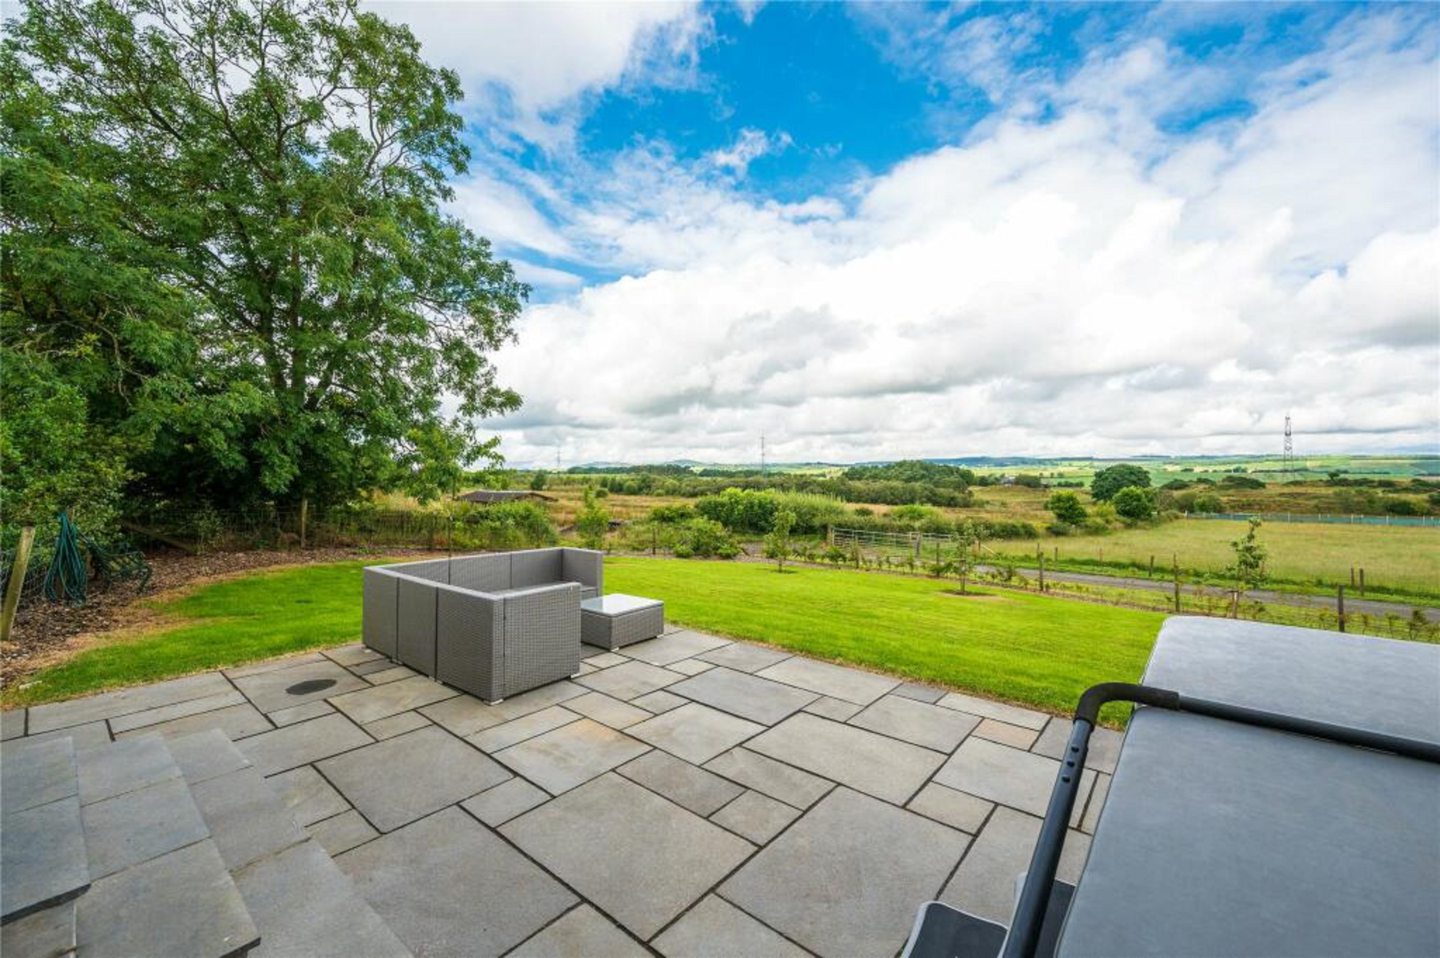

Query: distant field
[991,519,1440,598]
[607,557,1163,722]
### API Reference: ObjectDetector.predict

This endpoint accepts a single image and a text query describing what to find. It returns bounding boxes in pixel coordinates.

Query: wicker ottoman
[581,594,664,650]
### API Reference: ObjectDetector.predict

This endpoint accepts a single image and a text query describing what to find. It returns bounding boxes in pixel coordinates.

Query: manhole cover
[286,678,337,696]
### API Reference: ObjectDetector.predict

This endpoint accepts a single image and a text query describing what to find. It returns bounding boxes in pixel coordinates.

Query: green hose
[44,511,88,604]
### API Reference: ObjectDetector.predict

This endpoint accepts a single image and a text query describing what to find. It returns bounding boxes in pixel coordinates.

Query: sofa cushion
[511,549,562,589]
[451,554,511,593]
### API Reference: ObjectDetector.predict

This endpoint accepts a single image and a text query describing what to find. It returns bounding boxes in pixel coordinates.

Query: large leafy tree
[2,0,525,517]
[1090,464,1151,502]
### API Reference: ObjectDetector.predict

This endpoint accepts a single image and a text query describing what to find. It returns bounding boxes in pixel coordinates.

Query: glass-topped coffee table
[580,593,665,650]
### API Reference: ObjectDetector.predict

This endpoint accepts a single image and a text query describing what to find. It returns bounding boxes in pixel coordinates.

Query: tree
[952,523,980,594]
[574,488,609,550]
[529,470,549,492]
[1111,486,1156,521]
[1046,491,1088,526]
[763,509,795,572]
[1226,518,1268,616]
[4,0,525,514]
[1091,464,1151,502]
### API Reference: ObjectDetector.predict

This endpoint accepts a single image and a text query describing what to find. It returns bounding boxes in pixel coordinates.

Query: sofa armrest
[501,582,581,694]
[561,548,604,594]
[434,583,505,701]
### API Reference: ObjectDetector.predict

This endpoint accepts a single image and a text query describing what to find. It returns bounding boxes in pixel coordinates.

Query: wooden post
[1,526,35,643]
[1172,559,1181,613]
[1350,566,1355,588]
[1358,568,1365,597]
[1337,585,1346,632]
[1038,553,1045,592]
[299,497,309,550]
[1148,555,1155,578]
[1053,546,1058,561]
[651,526,657,556]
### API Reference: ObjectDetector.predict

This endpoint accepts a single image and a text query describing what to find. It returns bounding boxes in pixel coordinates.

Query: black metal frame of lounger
[1002,681,1440,958]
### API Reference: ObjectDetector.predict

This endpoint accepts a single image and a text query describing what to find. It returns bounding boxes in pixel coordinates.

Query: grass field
[6,556,1164,723]
[989,519,1440,598]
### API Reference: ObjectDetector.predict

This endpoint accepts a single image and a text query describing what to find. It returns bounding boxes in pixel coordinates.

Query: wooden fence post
[1038,553,1045,592]
[1337,586,1346,633]
[1148,555,1155,578]
[1358,568,1365,597]
[1172,559,1181,613]
[299,497,308,550]
[1,526,36,643]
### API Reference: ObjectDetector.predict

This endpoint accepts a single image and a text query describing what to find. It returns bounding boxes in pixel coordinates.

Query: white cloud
[706,128,793,177]
[468,12,1438,465]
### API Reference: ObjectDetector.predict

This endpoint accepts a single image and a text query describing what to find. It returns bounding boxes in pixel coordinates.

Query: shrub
[695,488,777,534]
[1383,498,1422,516]
[890,504,940,523]
[672,518,740,559]
[1046,491,1087,526]
[852,506,873,517]
[1193,493,1223,513]
[764,510,796,571]
[1219,475,1266,490]
[574,488,609,549]
[453,501,557,550]
[649,504,695,524]
[1112,487,1157,521]
[769,492,848,535]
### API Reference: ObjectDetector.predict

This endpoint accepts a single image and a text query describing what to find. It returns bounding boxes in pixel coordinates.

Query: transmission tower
[1282,415,1295,476]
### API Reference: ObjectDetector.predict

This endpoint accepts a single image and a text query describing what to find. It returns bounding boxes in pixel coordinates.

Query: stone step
[171,730,411,958]
[69,733,259,958]
[1,736,89,923]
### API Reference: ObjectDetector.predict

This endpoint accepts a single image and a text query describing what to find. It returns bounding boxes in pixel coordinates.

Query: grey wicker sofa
[362,548,603,703]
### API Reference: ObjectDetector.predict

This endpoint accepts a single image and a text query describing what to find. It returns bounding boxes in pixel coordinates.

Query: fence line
[1186,511,1438,528]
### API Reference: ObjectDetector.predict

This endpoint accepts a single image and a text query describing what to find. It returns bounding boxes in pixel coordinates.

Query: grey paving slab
[849,694,979,752]
[266,765,351,826]
[722,787,968,958]
[114,702,271,742]
[757,657,899,706]
[461,777,551,827]
[363,709,432,740]
[802,695,864,721]
[1081,771,1110,834]
[704,748,834,810]
[236,713,373,776]
[365,665,419,686]
[168,728,252,785]
[82,777,211,879]
[934,737,1095,820]
[107,689,246,734]
[0,899,74,958]
[502,773,753,941]
[13,720,111,751]
[76,734,178,804]
[894,682,948,704]
[1,736,77,813]
[341,805,575,958]
[494,718,650,795]
[267,699,335,727]
[76,839,258,958]
[350,657,401,676]
[939,806,1090,924]
[628,702,766,765]
[696,642,793,674]
[306,809,378,856]
[1031,717,1124,774]
[563,691,651,730]
[632,689,686,713]
[190,768,307,870]
[710,789,800,844]
[618,749,744,817]
[324,644,386,667]
[236,837,409,958]
[666,667,818,725]
[0,708,24,740]
[1,797,89,922]
[619,630,731,667]
[577,661,683,700]
[907,783,993,834]
[973,717,1039,749]
[653,895,808,958]
[745,713,944,805]
[936,691,1048,730]
[509,904,649,958]
[318,725,510,831]
[327,674,458,724]
[422,682,589,736]
[582,650,630,668]
[27,672,235,733]
[224,651,325,679]
[469,705,580,753]
[232,659,369,713]
[666,658,714,676]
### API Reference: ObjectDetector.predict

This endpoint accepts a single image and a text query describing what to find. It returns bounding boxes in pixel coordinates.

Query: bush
[852,506,873,517]
[1046,491,1087,526]
[574,488,609,549]
[695,488,777,534]
[769,492,848,535]
[672,518,740,559]
[1219,475,1266,490]
[1383,498,1422,516]
[649,504,695,524]
[1112,487,1157,521]
[889,504,940,523]
[452,501,557,550]
[1193,493,1223,513]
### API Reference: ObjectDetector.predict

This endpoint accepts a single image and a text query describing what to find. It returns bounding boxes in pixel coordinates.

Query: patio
[1,625,1120,958]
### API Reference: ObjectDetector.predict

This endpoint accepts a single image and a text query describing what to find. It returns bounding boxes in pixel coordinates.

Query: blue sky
[373,1,1439,465]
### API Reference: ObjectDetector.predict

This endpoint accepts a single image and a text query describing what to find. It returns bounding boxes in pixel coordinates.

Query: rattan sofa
[362,548,603,702]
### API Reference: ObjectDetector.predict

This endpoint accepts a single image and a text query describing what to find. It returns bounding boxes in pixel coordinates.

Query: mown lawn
[606,557,1162,720]
[8,556,1165,722]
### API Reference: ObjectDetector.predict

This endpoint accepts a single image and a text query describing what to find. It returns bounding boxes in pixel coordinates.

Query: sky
[367,1,1440,467]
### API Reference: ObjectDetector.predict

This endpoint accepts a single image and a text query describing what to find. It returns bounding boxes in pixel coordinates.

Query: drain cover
[286,678,337,695]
